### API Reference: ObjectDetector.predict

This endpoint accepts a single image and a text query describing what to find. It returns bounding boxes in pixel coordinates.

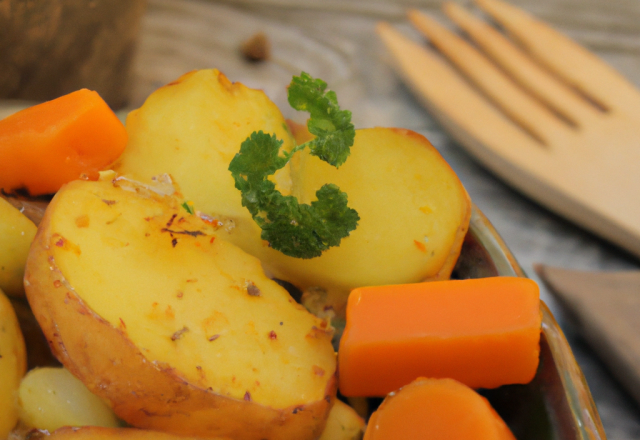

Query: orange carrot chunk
[364,378,516,440]
[338,277,541,397]
[0,89,127,196]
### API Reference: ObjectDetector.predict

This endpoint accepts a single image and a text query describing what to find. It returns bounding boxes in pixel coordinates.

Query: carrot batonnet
[338,277,541,396]
[364,378,516,440]
[0,89,127,196]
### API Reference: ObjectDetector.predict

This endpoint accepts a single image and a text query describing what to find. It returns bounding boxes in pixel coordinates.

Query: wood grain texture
[536,265,640,407]
[0,0,147,110]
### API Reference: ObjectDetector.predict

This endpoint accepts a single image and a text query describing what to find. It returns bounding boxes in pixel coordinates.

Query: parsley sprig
[229,73,359,259]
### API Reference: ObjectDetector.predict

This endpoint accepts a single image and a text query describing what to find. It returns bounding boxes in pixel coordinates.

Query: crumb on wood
[241,32,270,62]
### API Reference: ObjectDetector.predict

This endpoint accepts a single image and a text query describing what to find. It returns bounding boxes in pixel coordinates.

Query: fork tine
[375,22,553,177]
[443,2,599,126]
[407,9,569,146]
[474,0,640,112]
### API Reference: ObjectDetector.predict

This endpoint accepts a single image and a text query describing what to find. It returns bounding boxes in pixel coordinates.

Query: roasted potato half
[24,175,336,440]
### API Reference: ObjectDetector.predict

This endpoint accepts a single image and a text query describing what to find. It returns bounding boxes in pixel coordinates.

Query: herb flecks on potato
[24,175,337,440]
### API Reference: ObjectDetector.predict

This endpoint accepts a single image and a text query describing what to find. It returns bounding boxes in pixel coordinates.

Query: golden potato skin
[0,197,37,297]
[24,177,336,440]
[0,289,27,438]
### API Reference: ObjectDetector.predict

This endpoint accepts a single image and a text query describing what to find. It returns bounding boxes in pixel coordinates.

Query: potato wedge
[0,196,37,297]
[18,367,120,431]
[0,288,27,439]
[24,176,336,440]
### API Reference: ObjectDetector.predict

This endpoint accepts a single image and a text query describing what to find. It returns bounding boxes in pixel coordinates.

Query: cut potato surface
[18,367,120,431]
[0,289,27,439]
[0,197,37,297]
[24,176,336,440]
[114,68,295,220]
[283,127,470,288]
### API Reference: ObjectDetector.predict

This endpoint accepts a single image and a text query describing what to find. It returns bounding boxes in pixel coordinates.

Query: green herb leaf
[181,201,195,215]
[229,73,359,259]
[288,72,355,167]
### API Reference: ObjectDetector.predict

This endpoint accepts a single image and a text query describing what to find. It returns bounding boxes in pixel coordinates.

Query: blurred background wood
[0,0,147,110]
[536,266,640,415]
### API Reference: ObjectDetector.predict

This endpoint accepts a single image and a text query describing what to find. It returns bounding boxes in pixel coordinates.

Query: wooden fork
[376,0,640,260]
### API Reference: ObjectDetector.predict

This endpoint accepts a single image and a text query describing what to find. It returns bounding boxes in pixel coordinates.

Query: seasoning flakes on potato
[24,175,337,440]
